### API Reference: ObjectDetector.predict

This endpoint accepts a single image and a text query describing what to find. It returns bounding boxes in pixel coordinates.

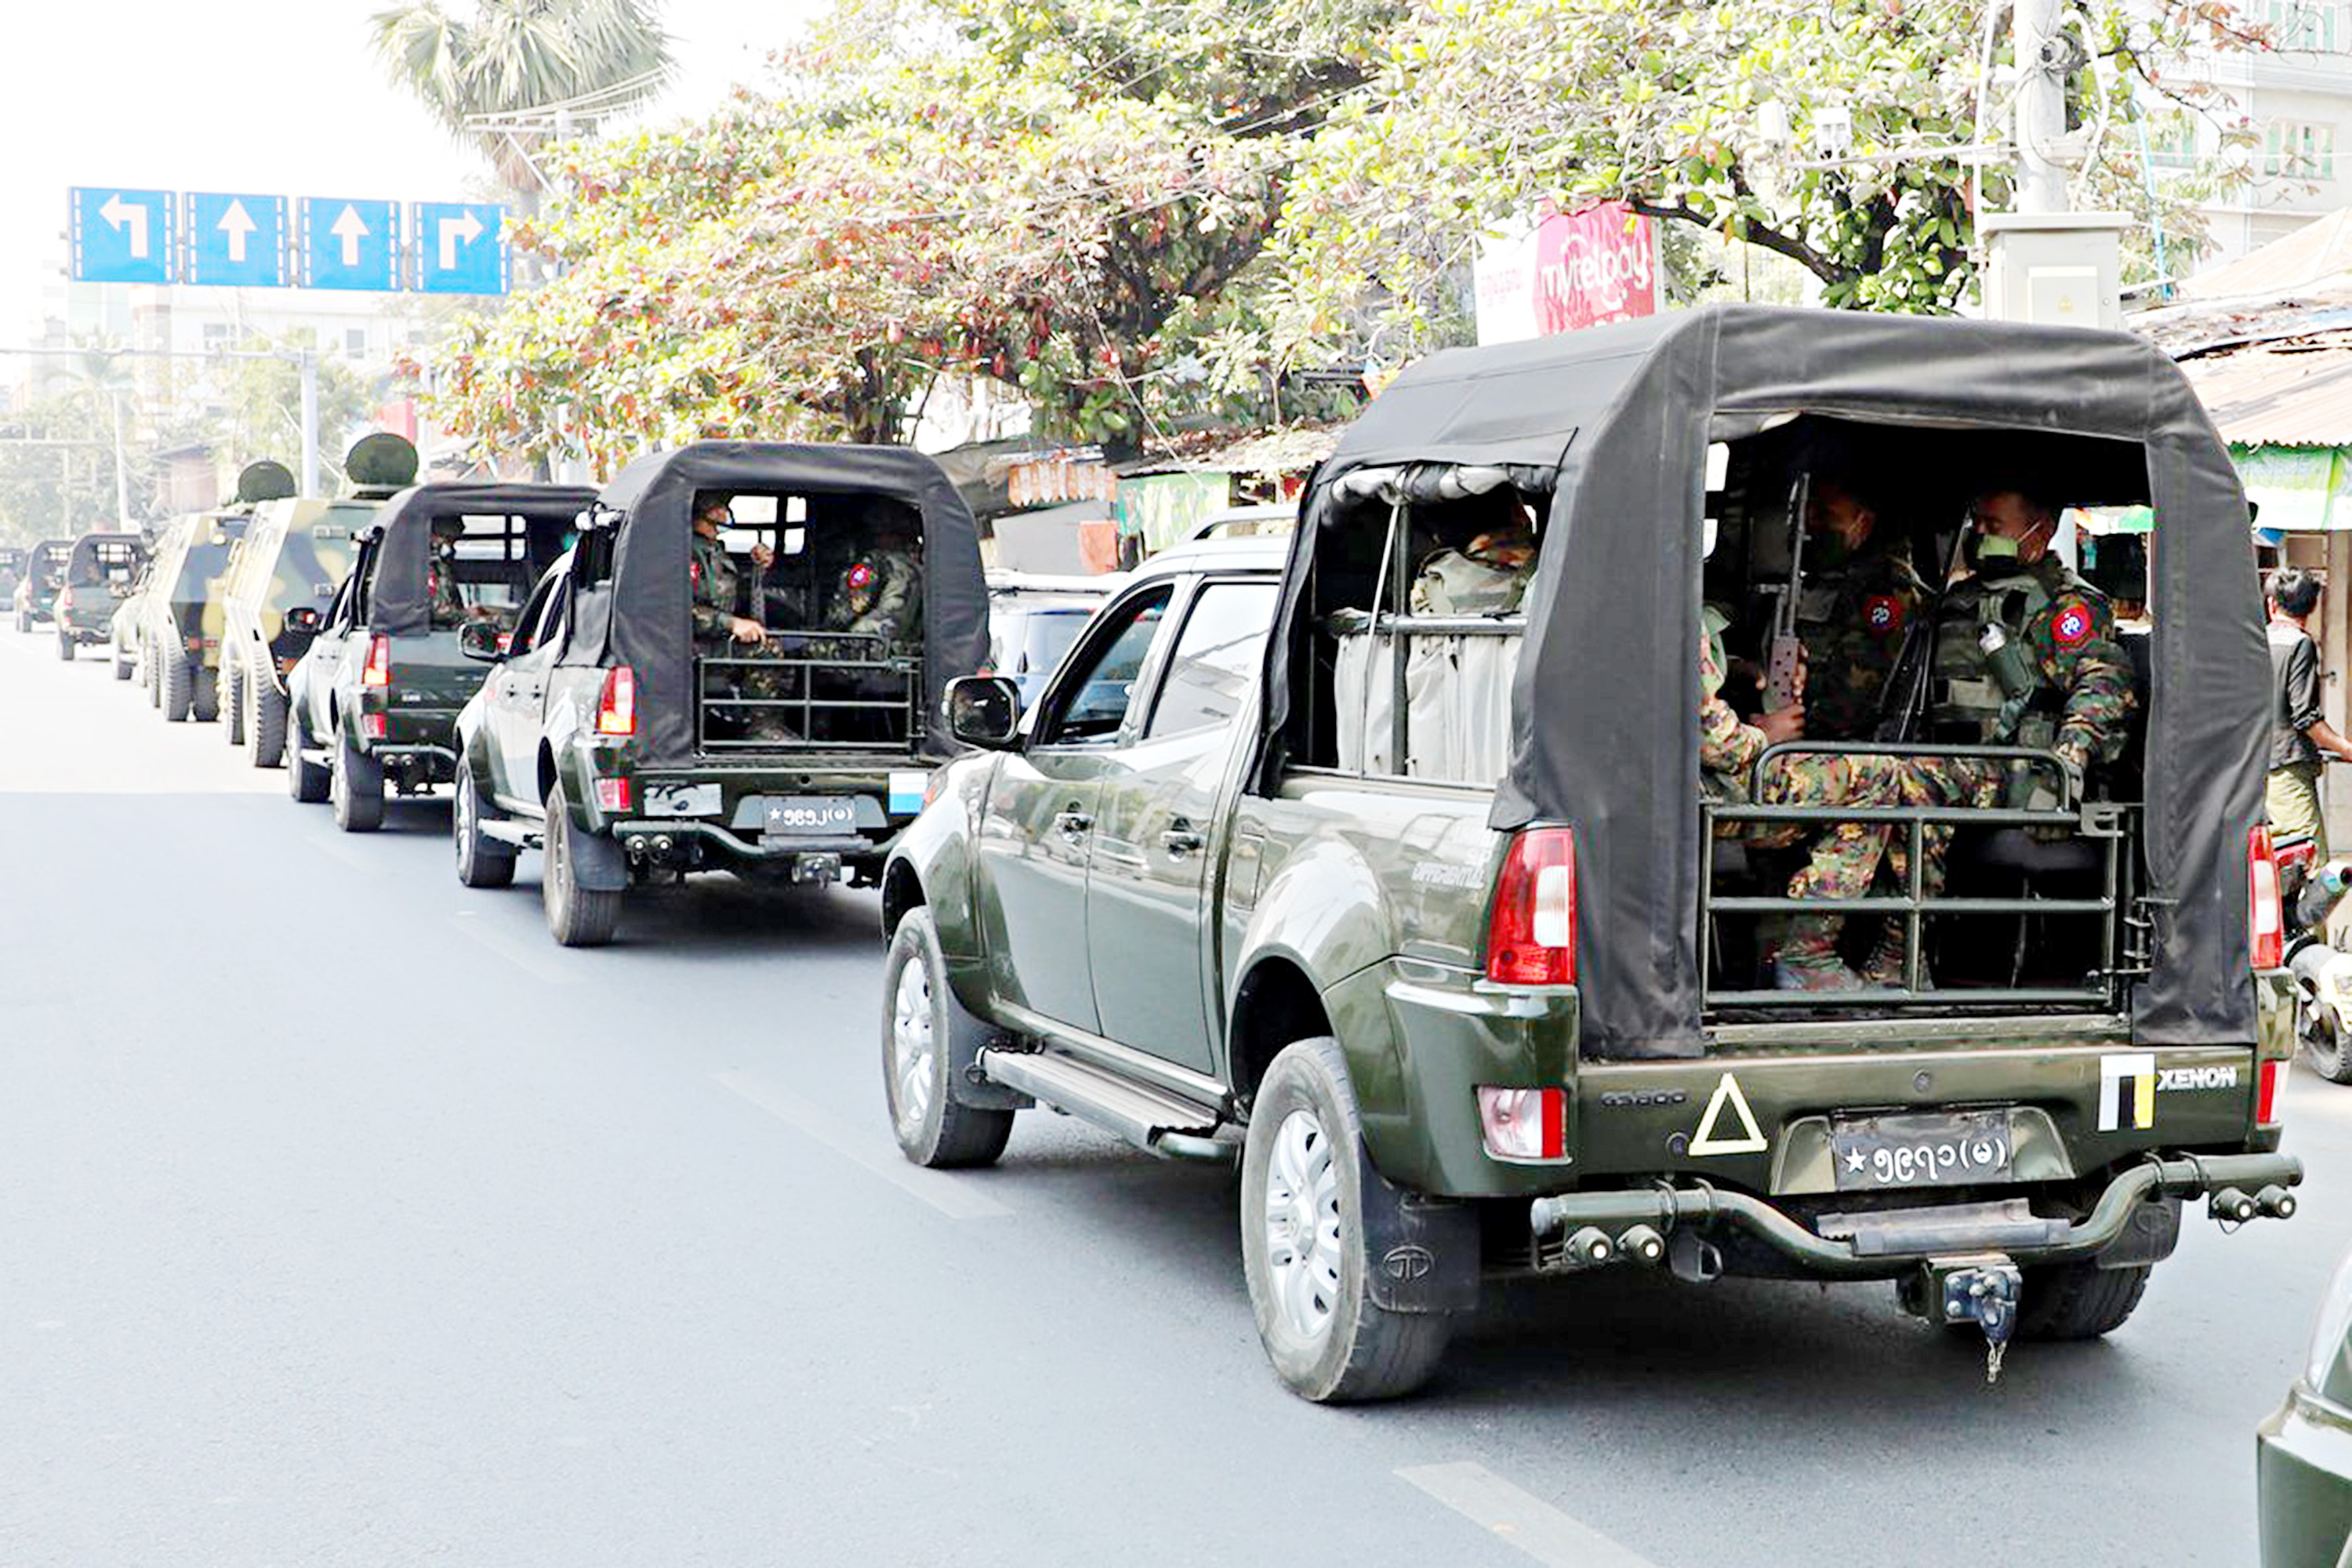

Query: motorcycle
[2278,833,2352,1083]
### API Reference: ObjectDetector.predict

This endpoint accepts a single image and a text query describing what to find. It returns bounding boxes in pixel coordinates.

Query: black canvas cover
[367,483,597,637]
[1265,305,2264,1058]
[565,441,989,767]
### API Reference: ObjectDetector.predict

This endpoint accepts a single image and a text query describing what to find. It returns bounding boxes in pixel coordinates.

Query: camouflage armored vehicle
[13,538,72,633]
[53,532,147,660]
[450,442,986,946]
[880,306,2303,1403]
[132,506,255,723]
[220,440,415,769]
[288,477,591,829]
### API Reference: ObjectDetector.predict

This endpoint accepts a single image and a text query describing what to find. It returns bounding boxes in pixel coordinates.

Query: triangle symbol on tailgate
[1690,1072,1768,1156]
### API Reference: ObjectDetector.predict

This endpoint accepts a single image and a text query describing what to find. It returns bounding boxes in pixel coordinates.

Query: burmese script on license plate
[766,796,857,834]
[1830,1109,2015,1192]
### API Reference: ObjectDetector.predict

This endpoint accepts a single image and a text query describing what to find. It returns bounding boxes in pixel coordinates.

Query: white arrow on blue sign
[410,201,507,296]
[70,187,175,285]
[299,198,401,291]
[183,191,289,287]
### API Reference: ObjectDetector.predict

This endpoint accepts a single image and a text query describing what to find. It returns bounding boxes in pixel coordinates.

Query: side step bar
[478,818,545,851]
[978,1047,1231,1163]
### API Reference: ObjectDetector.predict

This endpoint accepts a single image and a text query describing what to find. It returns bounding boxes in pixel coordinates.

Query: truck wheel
[112,643,133,681]
[454,766,517,889]
[1240,1037,1452,1403]
[222,662,246,744]
[331,730,384,832]
[161,648,194,722]
[56,628,74,661]
[191,668,219,724]
[249,681,286,770]
[543,781,620,947]
[286,710,329,804]
[882,907,1014,1168]
[2014,1261,2152,1341]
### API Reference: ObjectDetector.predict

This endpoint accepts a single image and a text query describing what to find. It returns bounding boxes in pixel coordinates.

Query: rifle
[1761,473,1809,713]
[1873,517,1971,743]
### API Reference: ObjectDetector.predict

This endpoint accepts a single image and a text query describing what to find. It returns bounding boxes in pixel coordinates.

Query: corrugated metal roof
[2180,331,2352,447]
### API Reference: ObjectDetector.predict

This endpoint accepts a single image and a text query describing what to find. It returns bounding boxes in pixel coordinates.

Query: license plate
[1830,1109,2015,1192]
[645,782,722,818]
[764,796,857,835]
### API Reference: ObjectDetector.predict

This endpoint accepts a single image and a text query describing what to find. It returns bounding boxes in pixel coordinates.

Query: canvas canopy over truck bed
[1260,305,2266,1059]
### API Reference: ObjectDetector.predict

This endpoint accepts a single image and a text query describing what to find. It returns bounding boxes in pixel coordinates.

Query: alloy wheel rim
[890,958,935,1136]
[1263,1107,1343,1342]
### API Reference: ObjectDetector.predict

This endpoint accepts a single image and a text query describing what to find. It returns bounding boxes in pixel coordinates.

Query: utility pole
[298,351,320,496]
[2013,0,2071,215]
[1980,0,2129,328]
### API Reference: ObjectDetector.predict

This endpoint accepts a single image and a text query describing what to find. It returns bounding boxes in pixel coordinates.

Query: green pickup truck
[880,305,2304,1403]
[450,441,988,947]
[53,532,147,661]
[13,538,72,633]
[286,481,592,829]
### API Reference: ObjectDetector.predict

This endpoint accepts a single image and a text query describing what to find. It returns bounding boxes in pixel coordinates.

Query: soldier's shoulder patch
[2051,598,2095,649]
[690,561,702,584]
[848,562,876,590]
[1862,594,1904,635]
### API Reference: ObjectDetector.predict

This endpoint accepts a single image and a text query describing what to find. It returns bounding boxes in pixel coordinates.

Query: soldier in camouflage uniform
[823,517,922,641]
[1702,611,1907,990]
[1410,512,1537,615]
[1871,487,2136,985]
[690,494,795,743]
[1797,476,1925,740]
[427,516,470,629]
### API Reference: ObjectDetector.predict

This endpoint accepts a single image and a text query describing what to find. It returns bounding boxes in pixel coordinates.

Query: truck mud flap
[569,822,630,893]
[1357,1138,1480,1315]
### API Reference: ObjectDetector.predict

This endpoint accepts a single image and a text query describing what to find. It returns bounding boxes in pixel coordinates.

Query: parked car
[287,480,592,827]
[451,441,988,946]
[880,305,2303,1403]
[52,532,147,661]
[13,538,73,632]
[983,568,1122,705]
[2259,1243,2352,1566]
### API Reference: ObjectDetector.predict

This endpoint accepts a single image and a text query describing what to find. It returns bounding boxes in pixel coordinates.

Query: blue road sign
[411,201,507,295]
[183,191,288,287]
[299,198,401,291]
[69,187,174,285]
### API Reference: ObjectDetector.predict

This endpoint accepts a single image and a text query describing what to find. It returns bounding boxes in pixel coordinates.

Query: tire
[161,648,194,722]
[112,644,133,681]
[542,780,620,947]
[190,667,219,724]
[222,662,246,745]
[56,629,74,661]
[331,728,385,832]
[882,907,1014,1168]
[249,681,287,770]
[453,764,517,889]
[1240,1037,1452,1403]
[286,708,329,804]
[2013,1261,2153,1341]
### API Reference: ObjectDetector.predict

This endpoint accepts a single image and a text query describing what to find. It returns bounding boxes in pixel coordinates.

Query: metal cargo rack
[1702,740,2147,1012]
[696,631,922,753]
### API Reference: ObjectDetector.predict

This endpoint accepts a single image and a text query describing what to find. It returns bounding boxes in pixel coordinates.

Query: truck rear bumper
[612,818,887,864]
[1528,1151,2302,1278]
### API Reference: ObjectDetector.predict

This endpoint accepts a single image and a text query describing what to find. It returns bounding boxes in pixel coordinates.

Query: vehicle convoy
[289,477,592,829]
[13,538,73,633]
[2259,1241,2352,1567]
[220,437,419,775]
[451,441,988,947]
[52,532,147,661]
[879,305,2305,1403]
[131,464,292,723]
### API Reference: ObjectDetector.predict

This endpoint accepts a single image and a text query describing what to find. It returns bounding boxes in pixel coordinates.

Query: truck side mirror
[285,606,323,633]
[945,676,1022,750]
[457,621,506,662]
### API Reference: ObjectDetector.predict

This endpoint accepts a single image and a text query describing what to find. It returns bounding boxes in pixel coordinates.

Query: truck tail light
[2252,825,2285,971]
[1486,827,1577,985]
[1477,1087,1566,1160]
[593,776,632,812]
[2257,1058,2286,1130]
[596,666,637,737]
[362,633,393,689]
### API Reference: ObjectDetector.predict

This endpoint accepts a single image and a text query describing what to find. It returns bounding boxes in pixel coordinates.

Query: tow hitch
[1902,1255,2023,1385]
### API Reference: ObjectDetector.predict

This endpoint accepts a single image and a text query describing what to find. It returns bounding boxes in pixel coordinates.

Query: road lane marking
[713,1070,1011,1220]
[451,909,580,987]
[1398,1463,1662,1568]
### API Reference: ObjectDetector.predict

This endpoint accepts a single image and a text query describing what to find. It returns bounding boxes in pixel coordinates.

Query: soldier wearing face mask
[1795,474,1925,740]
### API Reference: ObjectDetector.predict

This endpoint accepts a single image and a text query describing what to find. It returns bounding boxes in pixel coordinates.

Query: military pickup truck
[13,538,72,633]
[450,441,986,947]
[52,532,147,661]
[289,479,593,829]
[880,306,2305,1403]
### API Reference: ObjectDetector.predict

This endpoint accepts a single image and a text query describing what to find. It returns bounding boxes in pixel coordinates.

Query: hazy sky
[0,0,819,342]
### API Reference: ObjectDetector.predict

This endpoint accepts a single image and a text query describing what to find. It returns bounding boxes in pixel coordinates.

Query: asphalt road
[4,626,2347,1568]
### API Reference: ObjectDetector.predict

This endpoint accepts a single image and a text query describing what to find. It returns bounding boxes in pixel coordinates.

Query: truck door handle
[1055,808,1094,837]
[1162,820,1204,856]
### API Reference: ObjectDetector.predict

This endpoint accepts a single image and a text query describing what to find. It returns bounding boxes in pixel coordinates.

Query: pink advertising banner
[1473,200,1662,345]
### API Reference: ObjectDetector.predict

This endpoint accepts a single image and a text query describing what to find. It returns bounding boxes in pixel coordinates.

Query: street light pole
[2013,0,2071,216]
[298,351,320,497]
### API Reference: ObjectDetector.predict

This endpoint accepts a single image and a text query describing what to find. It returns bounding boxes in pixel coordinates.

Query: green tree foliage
[0,396,130,546]
[213,339,379,492]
